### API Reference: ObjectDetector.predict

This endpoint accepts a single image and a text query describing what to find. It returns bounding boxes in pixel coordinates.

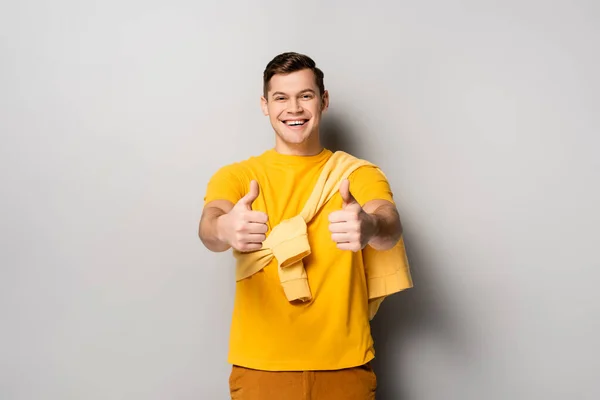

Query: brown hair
[263,52,325,98]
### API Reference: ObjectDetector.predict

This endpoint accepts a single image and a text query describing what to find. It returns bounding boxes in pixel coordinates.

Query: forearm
[199,207,231,252]
[367,203,403,251]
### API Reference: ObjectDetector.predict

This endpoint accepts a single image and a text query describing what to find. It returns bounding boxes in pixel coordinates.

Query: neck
[274,136,323,156]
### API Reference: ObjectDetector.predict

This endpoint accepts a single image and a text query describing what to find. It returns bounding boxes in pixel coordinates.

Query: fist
[328,179,376,252]
[219,180,269,252]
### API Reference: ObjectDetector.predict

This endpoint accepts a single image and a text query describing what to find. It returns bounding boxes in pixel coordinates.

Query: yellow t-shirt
[203,148,395,371]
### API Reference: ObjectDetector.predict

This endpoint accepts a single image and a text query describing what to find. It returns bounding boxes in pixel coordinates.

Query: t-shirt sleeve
[347,165,395,207]
[203,163,247,206]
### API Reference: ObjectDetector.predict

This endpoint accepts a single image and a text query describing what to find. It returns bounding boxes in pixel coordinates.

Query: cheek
[268,106,285,119]
[306,102,322,118]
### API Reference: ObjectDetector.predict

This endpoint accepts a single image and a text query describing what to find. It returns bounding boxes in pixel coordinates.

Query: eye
[275,96,286,101]
[301,94,313,100]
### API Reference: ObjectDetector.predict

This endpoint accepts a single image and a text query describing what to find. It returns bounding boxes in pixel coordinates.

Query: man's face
[261,68,329,153]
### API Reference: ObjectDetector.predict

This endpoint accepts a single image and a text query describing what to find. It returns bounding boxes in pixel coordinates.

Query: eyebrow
[271,89,316,97]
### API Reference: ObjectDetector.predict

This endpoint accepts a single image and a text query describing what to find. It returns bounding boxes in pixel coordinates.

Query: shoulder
[348,165,389,189]
[209,160,246,182]
[209,151,267,179]
[332,151,386,182]
[323,149,388,183]
[337,153,393,205]
[204,154,265,205]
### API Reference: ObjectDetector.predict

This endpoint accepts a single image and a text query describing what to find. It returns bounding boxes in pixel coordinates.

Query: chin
[279,133,309,145]
[275,127,309,143]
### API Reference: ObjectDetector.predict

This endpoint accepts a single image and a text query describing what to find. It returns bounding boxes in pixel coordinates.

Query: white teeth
[286,120,305,126]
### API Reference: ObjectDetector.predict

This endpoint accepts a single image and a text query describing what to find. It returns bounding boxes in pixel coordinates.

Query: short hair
[263,52,325,98]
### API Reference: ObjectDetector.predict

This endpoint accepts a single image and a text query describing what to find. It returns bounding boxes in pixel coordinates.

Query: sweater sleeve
[348,164,413,320]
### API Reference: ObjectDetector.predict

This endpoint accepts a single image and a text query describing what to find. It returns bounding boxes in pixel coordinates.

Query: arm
[199,180,268,253]
[330,179,403,252]
[334,165,403,251]
[363,199,403,251]
[198,199,234,252]
[198,163,242,253]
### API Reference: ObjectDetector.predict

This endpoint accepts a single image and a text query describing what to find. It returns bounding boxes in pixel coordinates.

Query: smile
[282,119,308,126]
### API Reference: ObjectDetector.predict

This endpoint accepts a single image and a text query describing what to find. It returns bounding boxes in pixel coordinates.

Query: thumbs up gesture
[328,179,377,252]
[219,180,269,252]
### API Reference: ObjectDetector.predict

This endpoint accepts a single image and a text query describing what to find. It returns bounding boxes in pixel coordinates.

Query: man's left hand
[328,179,379,252]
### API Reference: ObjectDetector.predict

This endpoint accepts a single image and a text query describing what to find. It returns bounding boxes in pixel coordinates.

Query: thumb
[239,180,260,209]
[339,179,357,207]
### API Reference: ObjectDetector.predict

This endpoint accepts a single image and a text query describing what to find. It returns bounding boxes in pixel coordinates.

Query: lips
[282,119,309,126]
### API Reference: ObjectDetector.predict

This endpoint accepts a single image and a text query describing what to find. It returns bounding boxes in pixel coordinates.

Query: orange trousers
[228,363,377,400]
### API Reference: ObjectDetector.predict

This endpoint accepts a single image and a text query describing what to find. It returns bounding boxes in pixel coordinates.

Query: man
[199,52,412,399]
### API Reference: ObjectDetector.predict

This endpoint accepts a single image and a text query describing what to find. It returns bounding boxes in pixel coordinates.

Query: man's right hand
[217,180,268,252]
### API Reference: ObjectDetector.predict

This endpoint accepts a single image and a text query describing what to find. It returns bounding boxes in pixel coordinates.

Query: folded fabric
[232,151,412,319]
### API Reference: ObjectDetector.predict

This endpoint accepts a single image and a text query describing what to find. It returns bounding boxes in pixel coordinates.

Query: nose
[288,98,303,113]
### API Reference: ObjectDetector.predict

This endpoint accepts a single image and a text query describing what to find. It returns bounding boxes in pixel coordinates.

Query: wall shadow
[320,113,359,154]
[321,113,465,400]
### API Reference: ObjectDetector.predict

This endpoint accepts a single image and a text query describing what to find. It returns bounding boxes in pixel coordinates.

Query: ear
[260,95,269,116]
[321,90,330,112]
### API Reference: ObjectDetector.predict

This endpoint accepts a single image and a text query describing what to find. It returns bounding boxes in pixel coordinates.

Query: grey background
[1,0,599,399]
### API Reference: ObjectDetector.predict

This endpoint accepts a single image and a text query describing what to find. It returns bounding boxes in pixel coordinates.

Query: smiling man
[199,52,412,399]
